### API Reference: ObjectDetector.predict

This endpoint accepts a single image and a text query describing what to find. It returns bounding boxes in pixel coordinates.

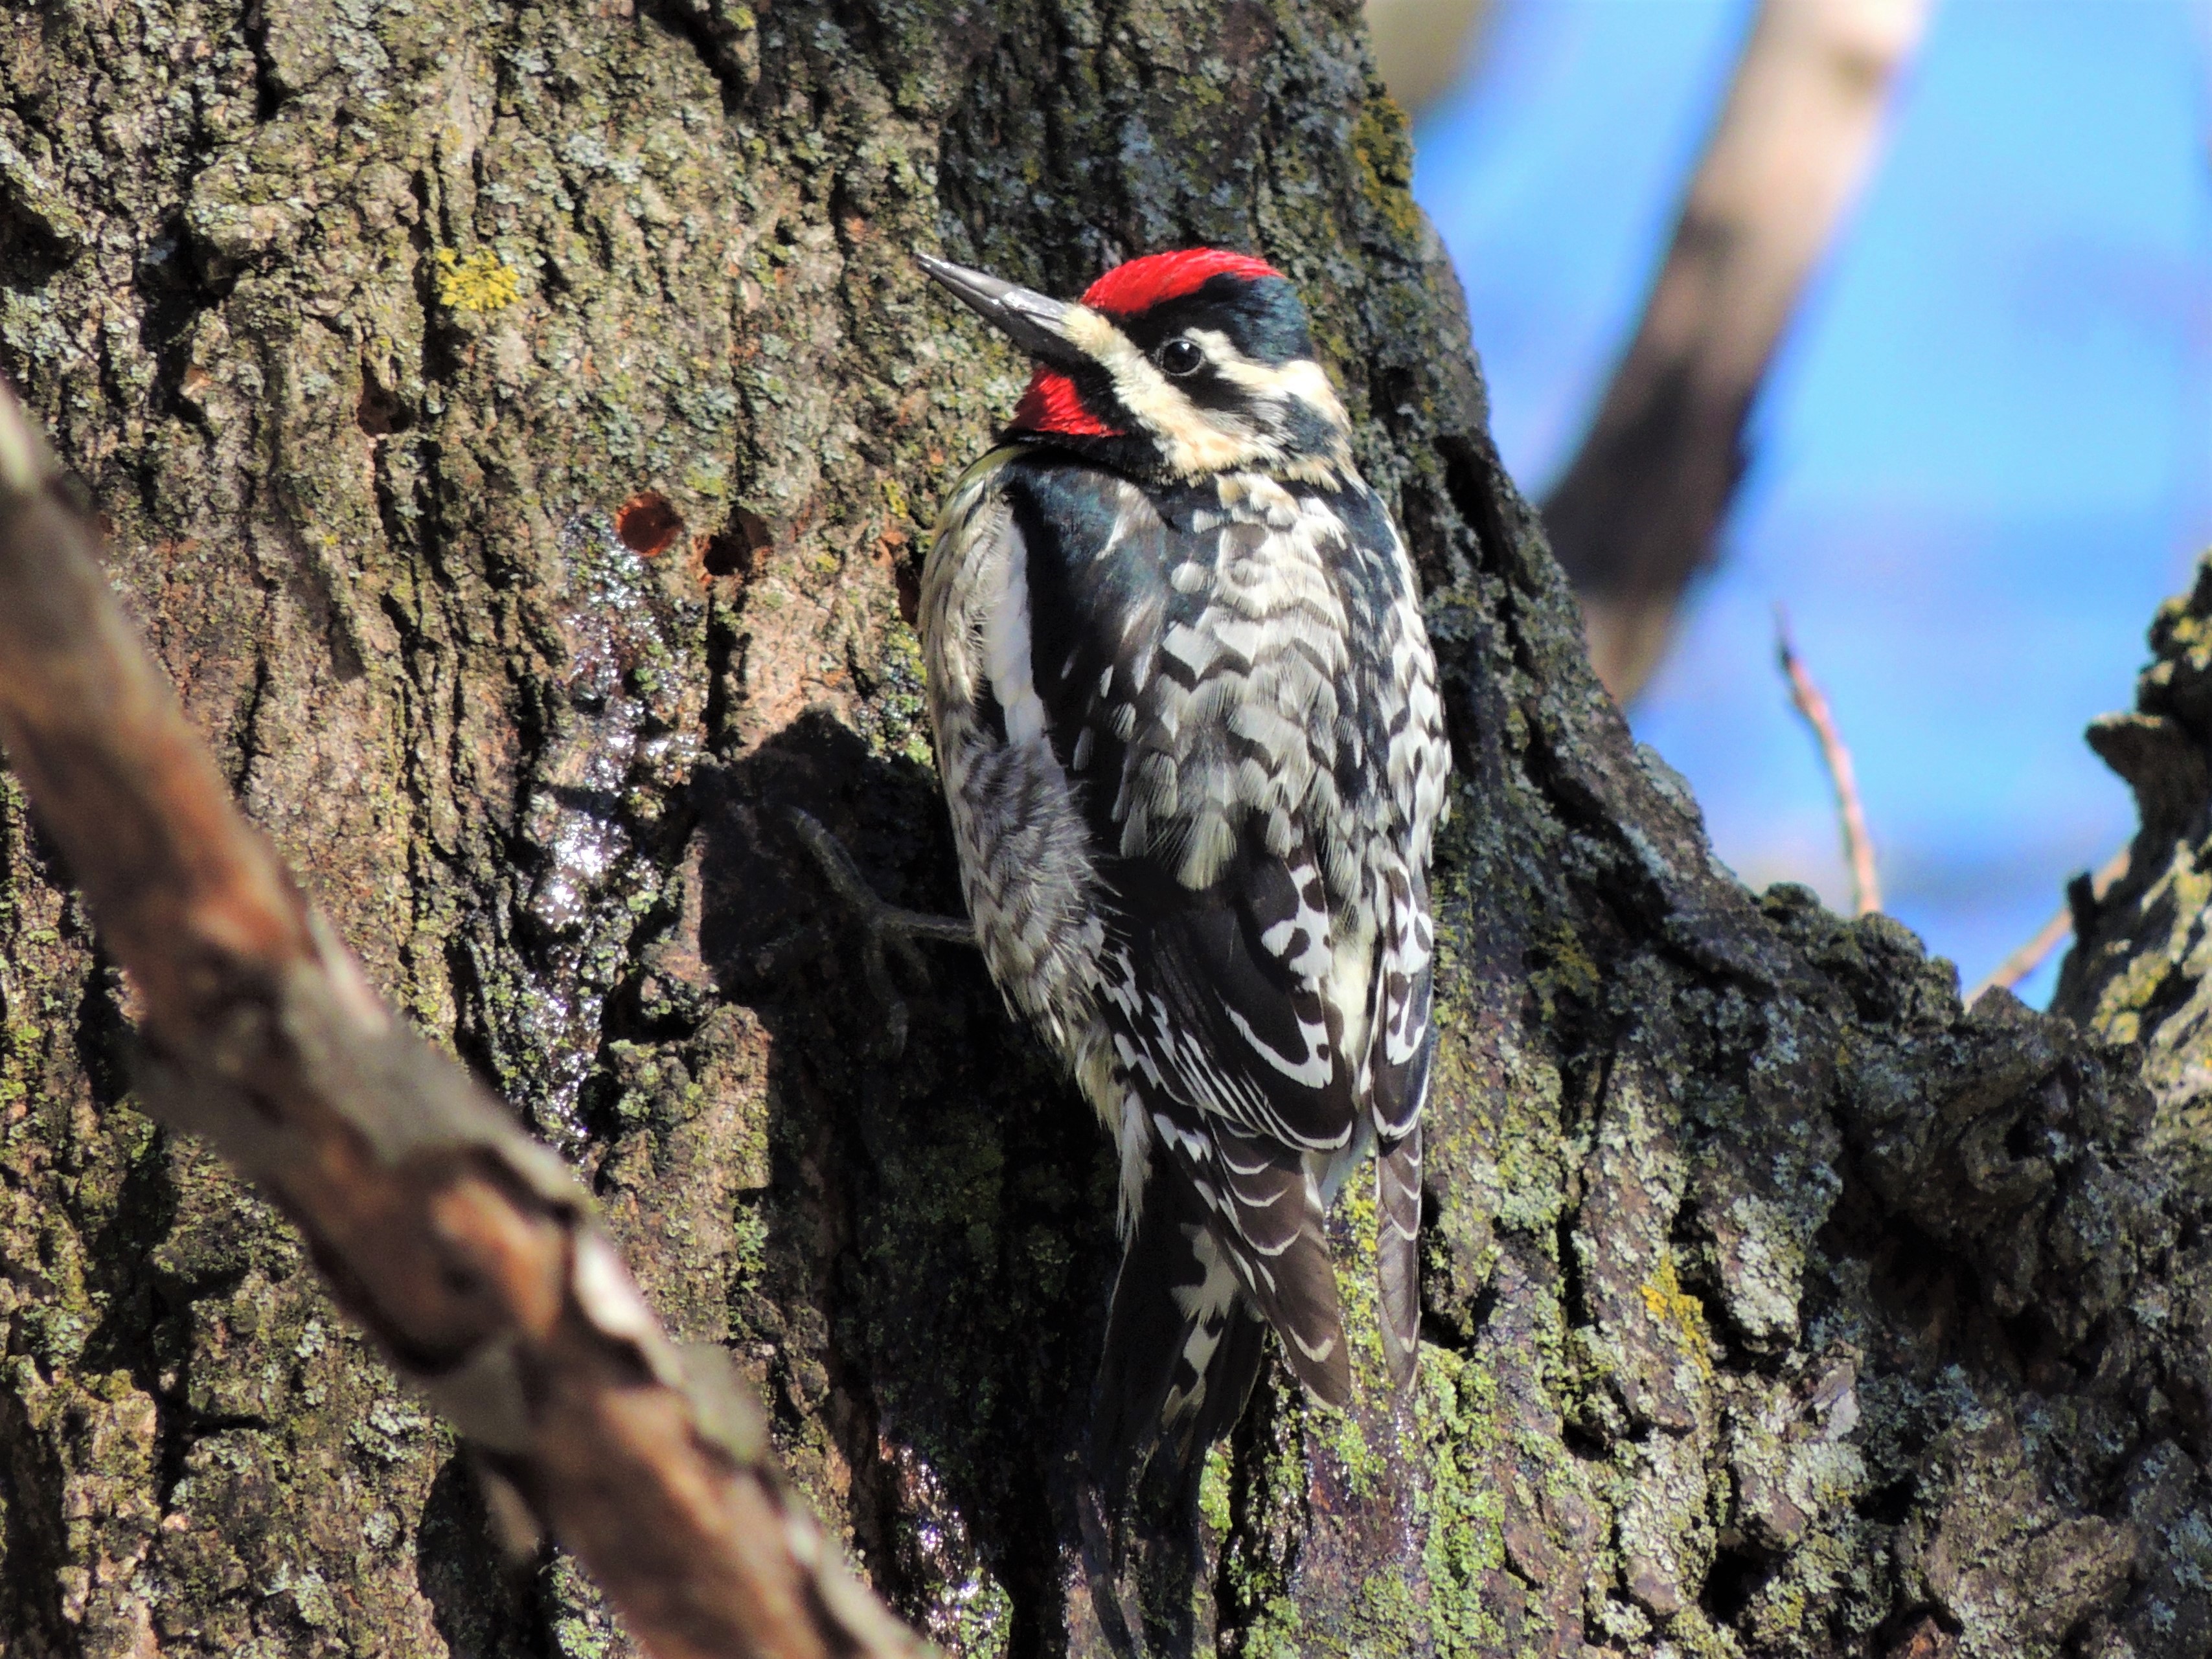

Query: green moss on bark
[6,3,2212,1655]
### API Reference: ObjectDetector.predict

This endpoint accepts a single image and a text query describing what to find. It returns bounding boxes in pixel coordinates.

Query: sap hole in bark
[615,491,684,558]
[357,375,411,437]
[1858,1475,1917,1525]
[701,507,773,580]
[1699,1542,1767,1623]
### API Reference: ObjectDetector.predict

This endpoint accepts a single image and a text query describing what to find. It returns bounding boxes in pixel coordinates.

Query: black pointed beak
[917,253,1086,370]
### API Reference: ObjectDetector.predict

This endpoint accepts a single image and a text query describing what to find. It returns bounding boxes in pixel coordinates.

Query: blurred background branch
[1540,0,1928,704]
[1978,844,2130,1001]
[1385,0,2207,993]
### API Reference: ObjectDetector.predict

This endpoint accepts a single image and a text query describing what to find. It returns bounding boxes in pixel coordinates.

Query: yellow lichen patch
[435,247,522,313]
[1639,1254,1713,1374]
[1351,97,1423,245]
[1531,920,1602,1020]
[1319,1173,1394,1502]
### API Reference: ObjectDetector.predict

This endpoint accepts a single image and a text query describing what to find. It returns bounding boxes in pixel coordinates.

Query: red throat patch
[1081,247,1283,315]
[1010,367,1119,437]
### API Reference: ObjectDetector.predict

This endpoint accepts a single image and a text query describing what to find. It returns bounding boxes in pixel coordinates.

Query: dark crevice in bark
[240,1,284,122]
[1699,1543,1768,1625]
[0,205,74,293]
[0,1384,73,1658]
[136,214,223,436]
[636,4,748,111]
[416,1456,555,1659]
[6,2,2212,1652]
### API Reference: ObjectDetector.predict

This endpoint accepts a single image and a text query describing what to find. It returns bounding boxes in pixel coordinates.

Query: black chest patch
[1007,462,1224,851]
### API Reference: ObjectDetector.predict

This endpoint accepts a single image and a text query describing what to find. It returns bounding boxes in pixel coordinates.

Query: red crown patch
[1082,249,1282,317]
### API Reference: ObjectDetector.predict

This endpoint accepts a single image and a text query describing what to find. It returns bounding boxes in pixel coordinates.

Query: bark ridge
[1,3,2207,1655]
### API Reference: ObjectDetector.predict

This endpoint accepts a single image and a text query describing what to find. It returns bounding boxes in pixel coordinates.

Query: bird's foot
[784,806,972,1057]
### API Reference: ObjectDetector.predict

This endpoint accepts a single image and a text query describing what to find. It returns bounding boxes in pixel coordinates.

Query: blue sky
[1413,0,2212,1001]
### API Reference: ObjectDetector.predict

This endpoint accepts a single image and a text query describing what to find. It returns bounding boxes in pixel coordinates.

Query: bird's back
[921,440,1447,1494]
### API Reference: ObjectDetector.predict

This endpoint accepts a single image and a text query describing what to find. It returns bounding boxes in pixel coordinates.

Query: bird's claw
[784,806,972,1057]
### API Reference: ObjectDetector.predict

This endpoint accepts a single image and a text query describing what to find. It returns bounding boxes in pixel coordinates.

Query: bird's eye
[1157,337,1204,378]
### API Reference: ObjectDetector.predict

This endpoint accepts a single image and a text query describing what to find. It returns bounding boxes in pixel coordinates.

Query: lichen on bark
[3,2,2211,1656]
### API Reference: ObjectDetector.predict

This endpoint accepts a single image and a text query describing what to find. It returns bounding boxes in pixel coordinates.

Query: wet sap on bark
[1,1,2209,1654]
[504,508,701,1154]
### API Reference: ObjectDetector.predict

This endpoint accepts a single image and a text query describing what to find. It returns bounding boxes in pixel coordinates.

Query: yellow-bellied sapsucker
[916,247,1449,1498]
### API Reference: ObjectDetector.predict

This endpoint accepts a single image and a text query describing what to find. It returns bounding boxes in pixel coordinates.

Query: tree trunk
[1,5,2206,1657]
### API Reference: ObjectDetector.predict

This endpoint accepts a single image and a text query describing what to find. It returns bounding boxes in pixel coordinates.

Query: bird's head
[918,247,1353,484]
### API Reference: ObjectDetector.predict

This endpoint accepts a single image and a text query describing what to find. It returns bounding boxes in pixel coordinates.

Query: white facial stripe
[1062,308,1268,475]
[1057,308,1352,480]
[1180,329,1351,435]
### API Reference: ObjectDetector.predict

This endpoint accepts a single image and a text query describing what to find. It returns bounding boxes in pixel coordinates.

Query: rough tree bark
[0,5,2206,1658]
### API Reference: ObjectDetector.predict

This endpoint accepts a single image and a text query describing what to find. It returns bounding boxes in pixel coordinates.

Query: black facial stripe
[1279,397,1338,458]
[1171,363,1334,449]
[1051,359,1148,440]
[1180,376,1262,415]
[1110,275,1313,367]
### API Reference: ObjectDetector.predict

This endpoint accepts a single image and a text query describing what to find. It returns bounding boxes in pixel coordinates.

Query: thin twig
[1972,846,2132,1002]
[0,379,926,1659]
[1775,608,1880,917]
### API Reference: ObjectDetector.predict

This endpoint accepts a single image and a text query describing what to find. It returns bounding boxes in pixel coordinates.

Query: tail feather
[1376,1123,1422,1390]
[1090,1168,1273,1514]
[1090,1166,1218,1506]
[1185,1302,1269,1456]
[1201,1123,1350,1409]
[1224,1206,1349,1409]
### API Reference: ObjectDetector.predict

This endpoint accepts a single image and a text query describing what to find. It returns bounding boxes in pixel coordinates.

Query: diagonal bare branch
[0,377,926,1659]
[1973,846,2131,1003]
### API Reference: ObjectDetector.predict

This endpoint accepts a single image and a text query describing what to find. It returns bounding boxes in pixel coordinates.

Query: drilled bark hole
[615,491,684,556]
[701,506,774,579]
[357,378,411,436]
